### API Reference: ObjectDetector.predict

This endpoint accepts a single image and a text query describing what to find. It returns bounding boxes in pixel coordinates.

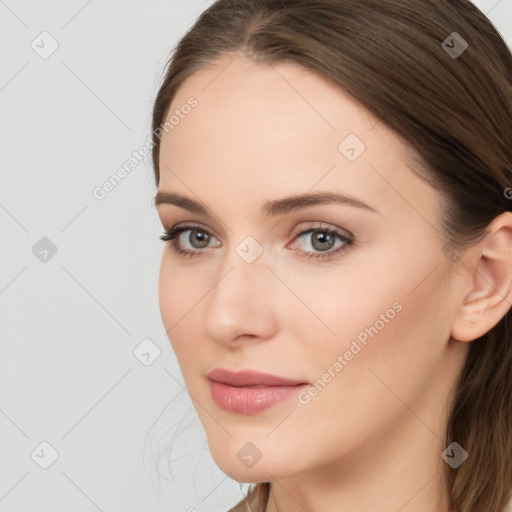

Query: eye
[159,221,354,261]
[160,223,220,258]
[288,222,354,261]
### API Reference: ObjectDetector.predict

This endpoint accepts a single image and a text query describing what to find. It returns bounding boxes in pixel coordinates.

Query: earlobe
[450,212,512,343]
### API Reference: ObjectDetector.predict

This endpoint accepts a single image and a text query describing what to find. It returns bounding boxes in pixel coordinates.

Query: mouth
[206,368,310,415]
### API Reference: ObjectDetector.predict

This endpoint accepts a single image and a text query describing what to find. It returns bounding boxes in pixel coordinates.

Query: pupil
[313,231,334,251]
[191,230,209,248]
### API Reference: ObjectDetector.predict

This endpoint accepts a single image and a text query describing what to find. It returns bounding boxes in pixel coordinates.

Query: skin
[155,53,512,512]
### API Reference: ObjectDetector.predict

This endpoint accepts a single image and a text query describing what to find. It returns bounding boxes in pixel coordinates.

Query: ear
[451,212,512,343]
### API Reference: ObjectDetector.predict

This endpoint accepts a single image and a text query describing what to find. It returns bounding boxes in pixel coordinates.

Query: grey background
[1,1,511,511]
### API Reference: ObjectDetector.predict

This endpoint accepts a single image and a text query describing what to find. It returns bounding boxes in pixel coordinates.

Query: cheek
[296,263,451,430]
[287,246,451,400]
[158,256,179,331]
[158,253,207,318]
[270,254,408,365]
[158,256,200,360]
[294,240,448,358]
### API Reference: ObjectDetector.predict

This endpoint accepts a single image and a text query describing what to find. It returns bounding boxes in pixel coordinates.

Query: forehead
[158,55,440,226]
[164,54,377,158]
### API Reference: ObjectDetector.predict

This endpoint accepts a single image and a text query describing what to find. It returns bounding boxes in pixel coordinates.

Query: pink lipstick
[207,368,309,415]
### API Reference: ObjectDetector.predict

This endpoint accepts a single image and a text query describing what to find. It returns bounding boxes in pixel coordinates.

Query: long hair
[151,1,512,510]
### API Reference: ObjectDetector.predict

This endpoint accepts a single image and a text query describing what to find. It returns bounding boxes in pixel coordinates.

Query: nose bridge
[203,238,276,343]
[215,231,268,299]
[211,243,266,315]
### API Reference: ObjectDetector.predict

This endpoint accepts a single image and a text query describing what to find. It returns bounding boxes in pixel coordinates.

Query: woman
[151,1,512,511]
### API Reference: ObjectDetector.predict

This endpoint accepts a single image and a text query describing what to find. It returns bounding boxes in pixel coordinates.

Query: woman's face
[156,54,469,483]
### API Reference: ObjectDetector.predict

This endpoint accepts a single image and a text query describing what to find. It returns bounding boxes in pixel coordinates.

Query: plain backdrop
[1,1,511,511]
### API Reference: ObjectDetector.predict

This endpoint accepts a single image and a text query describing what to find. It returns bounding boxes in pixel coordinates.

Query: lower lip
[209,381,308,414]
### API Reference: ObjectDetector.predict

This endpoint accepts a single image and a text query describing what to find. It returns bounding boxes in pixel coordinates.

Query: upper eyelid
[172,222,220,240]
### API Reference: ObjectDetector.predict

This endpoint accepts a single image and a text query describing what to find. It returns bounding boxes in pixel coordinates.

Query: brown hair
[151,1,512,511]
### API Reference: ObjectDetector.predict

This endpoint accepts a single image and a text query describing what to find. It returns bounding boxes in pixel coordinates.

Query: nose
[202,253,279,347]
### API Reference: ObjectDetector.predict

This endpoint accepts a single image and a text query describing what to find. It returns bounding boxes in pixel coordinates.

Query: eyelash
[160,222,354,262]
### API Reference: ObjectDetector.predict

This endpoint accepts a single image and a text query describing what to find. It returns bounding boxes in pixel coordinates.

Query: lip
[207,368,307,387]
[207,368,309,414]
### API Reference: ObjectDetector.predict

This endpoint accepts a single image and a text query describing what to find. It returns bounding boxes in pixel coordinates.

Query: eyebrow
[154,190,378,217]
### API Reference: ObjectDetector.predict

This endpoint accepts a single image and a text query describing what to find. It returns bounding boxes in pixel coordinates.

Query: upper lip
[207,368,308,387]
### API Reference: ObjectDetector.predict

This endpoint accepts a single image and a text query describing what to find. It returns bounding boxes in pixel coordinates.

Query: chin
[221,464,269,484]
[207,435,296,483]
[213,456,277,484]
